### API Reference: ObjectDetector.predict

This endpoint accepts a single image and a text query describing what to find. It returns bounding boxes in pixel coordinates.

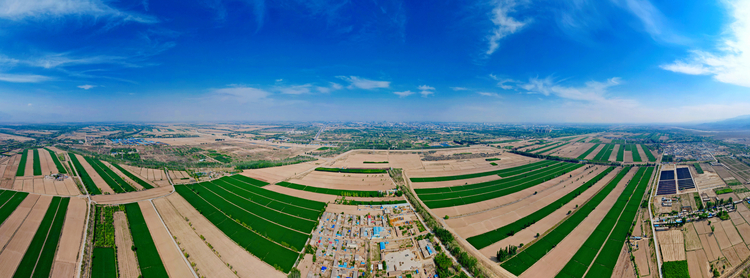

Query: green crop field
[0,190,29,226]
[589,139,601,143]
[16,149,28,176]
[124,203,169,278]
[662,261,689,278]
[175,175,322,273]
[44,148,67,174]
[91,247,117,278]
[32,149,42,176]
[631,144,642,162]
[556,167,653,278]
[69,155,102,195]
[641,145,657,162]
[467,167,615,250]
[417,162,583,208]
[84,157,136,193]
[694,163,704,174]
[277,181,387,197]
[315,167,387,174]
[577,144,600,160]
[500,167,633,275]
[14,196,69,278]
[616,144,624,162]
[592,144,615,161]
[534,142,569,154]
[486,158,501,161]
[110,163,153,189]
[341,199,407,206]
[410,160,557,182]
[526,142,561,153]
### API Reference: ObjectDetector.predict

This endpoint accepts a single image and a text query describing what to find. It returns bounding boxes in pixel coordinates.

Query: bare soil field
[608,144,620,161]
[37,149,51,176]
[433,164,603,218]
[408,152,535,177]
[658,229,686,261]
[0,133,33,141]
[611,243,635,278]
[75,154,114,194]
[119,165,166,187]
[447,166,611,238]
[693,169,726,190]
[101,161,143,190]
[0,194,40,250]
[721,220,744,246]
[23,151,34,177]
[163,194,285,278]
[114,211,140,278]
[584,144,605,160]
[168,170,193,184]
[687,250,708,278]
[714,164,740,184]
[91,186,173,205]
[723,247,742,266]
[64,177,80,195]
[241,160,320,183]
[0,195,52,277]
[699,233,722,261]
[50,197,87,278]
[387,152,425,170]
[542,142,585,157]
[623,150,634,163]
[263,184,337,203]
[517,169,631,277]
[137,201,193,277]
[329,152,391,168]
[0,154,19,189]
[288,171,394,191]
[636,145,648,163]
[685,223,703,251]
[153,198,237,278]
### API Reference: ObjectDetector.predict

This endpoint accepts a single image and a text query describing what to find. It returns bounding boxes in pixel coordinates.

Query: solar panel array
[656,169,678,195]
[676,168,691,179]
[676,167,695,191]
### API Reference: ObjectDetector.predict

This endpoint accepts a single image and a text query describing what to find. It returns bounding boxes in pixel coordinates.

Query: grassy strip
[32,149,42,176]
[410,160,557,183]
[69,155,102,195]
[85,157,137,193]
[175,186,300,272]
[534,142,570,155]
[577,137,588,143]
[315,167,387,174]
[592,144,614,161]
[715,188,733,194]
[487,139,521,144]
[16,149,28,176]
[467,167,615,250]
[589,139,601,143]
[364,161,388,164]
[43,148,67,174]
[421,163,584,208]
[110,163,153,189]
[631,144,642,162]
[0,191,28,226]
[124,203,169,278]
[583,167,654,278]
[641,145,657,162]
[577,144,601,160]
[500,167,632,275]
[341,199,407,206]
[616,144,624,162]
[555,167,650,277]
[91,247,117,278]
[526,142,561,153]
[414,163,565,197]
[14,197,69,278]
[694,163,704,174]
[225,176,321,210]
[486,158,501,161]
[277,181,386,197]
[661,261,689,278]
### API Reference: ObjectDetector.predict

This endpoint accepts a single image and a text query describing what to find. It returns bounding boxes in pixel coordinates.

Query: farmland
[14,196,70,278]
[315,167,387,174]
[499,166,634,275]
[277,181,386,197]
[124,203,169,277]
[84,156,137,193]
[0,190,29,224]
[641,144,657,162]
[592,144,615,162]
[577,144,600,160]
[69,154,102,195]
[44,148,67,174]
[16,149,27,176]
[32,149,42,176]
[415,161,583,208]
[175,175,325,272]
[410,160,556,182]
[111,162,154,189]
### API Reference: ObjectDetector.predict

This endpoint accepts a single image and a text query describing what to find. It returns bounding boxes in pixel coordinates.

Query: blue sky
[0,0,748,123]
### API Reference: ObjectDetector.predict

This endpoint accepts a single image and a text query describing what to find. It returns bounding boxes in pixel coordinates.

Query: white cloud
[612,0,686,44]
[27,103,32,106]
[0,73,51,83]
[275,79,283,82]
[25,53,133,69]
[451,87,469,91]
[316,82,343,93]
[276,84,312,95]
[659,0,750,87]
[393,90,415,98]
[418,85,435,97]
[485,0,528,56]
[418,85,435,91]
[519,76,635,107]
[497,79,517,89]
[478,92,501,97]
[336,76,390,89]
[330,82,343,90]
[0,0,157,23]
[212,85,270,103]
[77,84,96,89]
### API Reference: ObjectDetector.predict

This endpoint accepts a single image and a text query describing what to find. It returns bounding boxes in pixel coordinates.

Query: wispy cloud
[0,0,157,23]
[212,85,270,103]
[0,73,51,83]
[519,76,635,106]
[497,79,517,89]
[336,76,390,89]
[276,84,312,95]
[393,90,415,98]
[660,0,750,87]
[451,87,469,91]
[316,82,343,93]
[485,0,529,56]
[78,84,96,90]
[611,0,686,44]
[478,92,501,97]
[418,85,435,97]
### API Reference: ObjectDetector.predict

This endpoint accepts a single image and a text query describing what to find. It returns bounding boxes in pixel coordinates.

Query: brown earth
[74,154,114,194]
[288,171,394,191]
[0,155,20,189]
[411,174,503,189]
[608,144,619,162]
[37,149,51,176]
[713,221,734,249]
[722,220,744,246]
[409,153,536,177]
[63,177,80,195]
[687,250,706,278]
[262,184,337,203]
[241,160,320,184]
[153,198,237,278]
[611,243,635,278]
[23,151,33,177]
[584,144,605,160]
[163,194,285,278]
[723,247,742,266]
[50,197,87,278]
[91,186,173,205]
[118,165,159,188]
[0,194,41,250]
[114,211,140,278]
[137,201,194,277]
[658,230,686,261]
[0,195,52,277]
[685,223,703,251]
[515,168,633,277]
[636,145,648,163]
[101,161,143,190]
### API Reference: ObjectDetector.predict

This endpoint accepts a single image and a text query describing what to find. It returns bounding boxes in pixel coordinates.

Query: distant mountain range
[696,114,750,130]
